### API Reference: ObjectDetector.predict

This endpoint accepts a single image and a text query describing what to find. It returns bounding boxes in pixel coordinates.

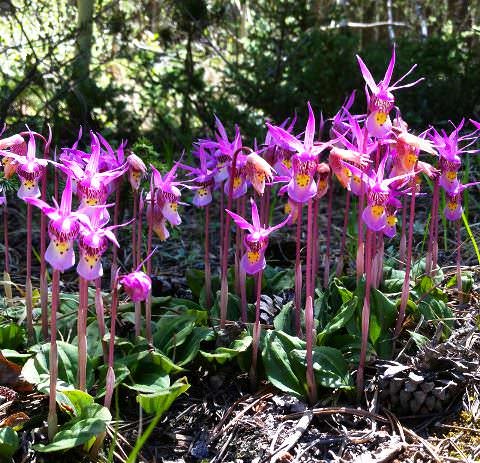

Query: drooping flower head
[443,182,480,222]
[430,120,478,194]
[76,208,130,280]
[316,162,330,199]
[383,196,402,238]
[0,129,27,179]
[357,47,423,138]
[201,116,243,185]
[330,113,375,193]
[226,198,290,274]
[150,160,187,227]
[59,133,127,222]
[127,153,147,191]
[267,102,329,203]
[118,248,156,302]
[343,155,415,231]
[24,176,81,272]
[0,131,48,199]
[180,144,215,207]
[245,151,274,196]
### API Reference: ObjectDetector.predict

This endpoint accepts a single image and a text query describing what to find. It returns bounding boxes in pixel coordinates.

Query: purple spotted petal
[287,176,316,203]
[444,201,462,221]
[162,201,181,226]
[193,187,212,207]
[77,252,103,280]
[45,239,76,272]
[366,111,392,139]
[439,173,460,194]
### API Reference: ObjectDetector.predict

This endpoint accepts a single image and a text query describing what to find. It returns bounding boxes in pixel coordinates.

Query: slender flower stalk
[220,146,252,329]
[394,181,417,337]
[323,172,333,287]
[40,127,52,339]
[294,203,303,336]
[78,276,89,390]
[249,269,263,390]
[357,228,373,396]
[48,269,60,440]
[104,271,119,410]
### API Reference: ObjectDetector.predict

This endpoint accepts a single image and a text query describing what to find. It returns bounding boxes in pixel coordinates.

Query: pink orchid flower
[357,47,423,138]
[267,102,329,203]
[226,198,290,274]
[0,132,48,199]
[24,176,82,272]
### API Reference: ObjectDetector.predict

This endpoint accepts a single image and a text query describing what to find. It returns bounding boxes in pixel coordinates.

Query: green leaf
[408,330,429,349]
[0,324,25,350]
[261,331,305,397]
[35,390,111,453]
[200,333,252,364]
[126,364,170,394]
[153,311,197,354]
[0,427,19,460]
[174,326,215,366]
[22,342,94,392]
[273,301,294,334]
[291,346,352,389]
[317,298,355,344]
[136,378,190,414]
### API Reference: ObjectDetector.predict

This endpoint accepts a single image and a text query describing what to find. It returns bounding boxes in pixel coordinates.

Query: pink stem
[234,198,241,295]
[104,275,119,409]
[219,185,224,265]
[110,188,121,289]
[204,205,212,308]
[306,199,313,301]
[3,204,9,274]
[323,173,333,288]
[336,190,351,277]
[305,295,317,403]
[239,196,247,320]
[294,203,303,337]
[394,184,417,337]
[431,178,440,276]
[40,131,50,340]
[95,278,107,361]
[132,192,142,337]
[78,277,89,391]
[249,268,263,390]
[457,219,462,302]
[135,192,143,337]
[48,269,59,441]
[26,203,34,342]
[220,147,251,328]
[145,186,155,344]
[311,196,320,291]
[356,185,365,283]
[399,195,407,264]
[357,228,373,397]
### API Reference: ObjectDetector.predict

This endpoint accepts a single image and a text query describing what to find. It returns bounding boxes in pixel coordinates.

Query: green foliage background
[1,0,480,150]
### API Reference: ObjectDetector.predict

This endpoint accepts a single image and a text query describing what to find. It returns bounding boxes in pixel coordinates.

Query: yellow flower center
[22,179,35,190]
[247,251,260,263]
[446,171,457,182]
[282,159,292,169]
[352,175,361,185]
[404,152,418,170]
[284,202,292,214]
[318,179,327,190]
[167,202,178,212]
[54,240,70,255]
[371,205,385,218]
[375,112,388,125]
[295,173,310,188]
[84,254,99,268]
[197,188,208,197]
[447,201,458,211]
[85,197,99,206]
[386,215,397,227]
[233,176,242,189]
